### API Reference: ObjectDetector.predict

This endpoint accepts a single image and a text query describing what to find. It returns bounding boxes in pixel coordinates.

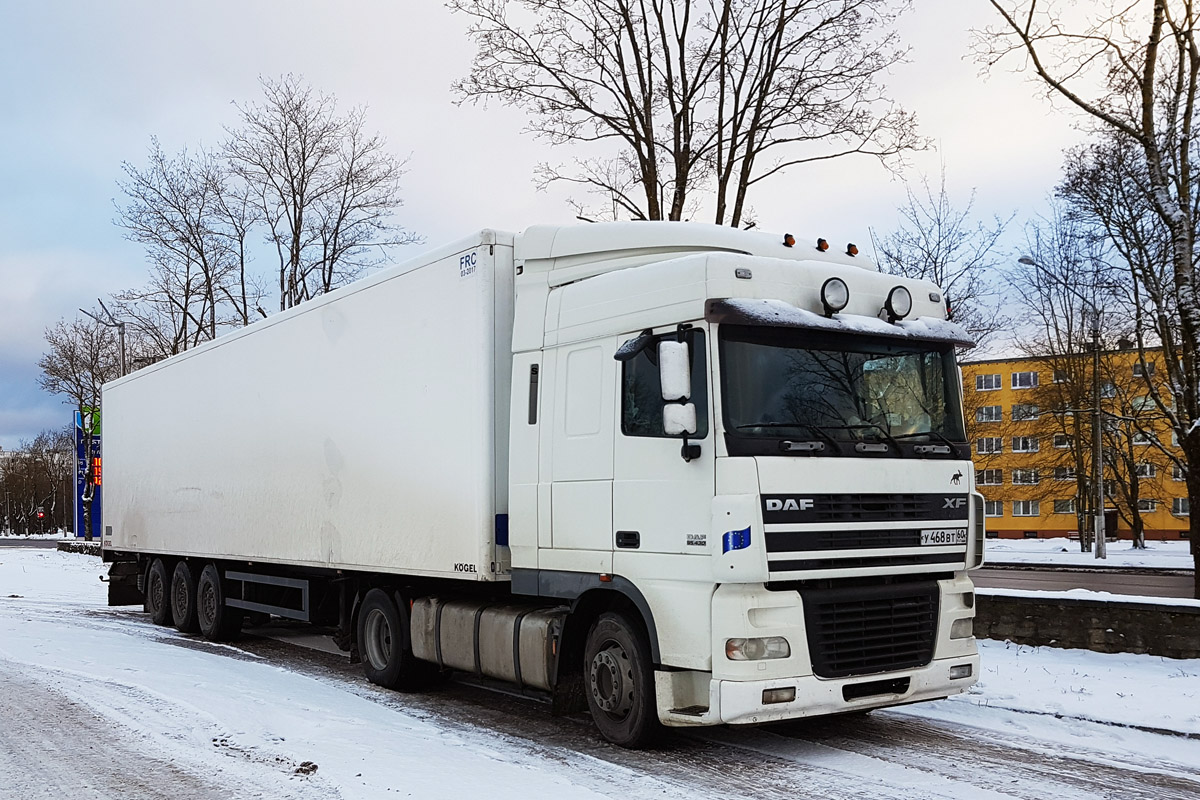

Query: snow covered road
[2,549,1198,799]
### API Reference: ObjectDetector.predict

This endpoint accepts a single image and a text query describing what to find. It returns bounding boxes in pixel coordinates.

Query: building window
[1012,404,1039,421]
[1135,463,1157,479]
[976,468,1003,486]
[1137,499,1157,512]
[1174,463,1186,481]
[1174,497,1190,516]
[984,500,1003,517]
[1012,436,1039,453]
[1012,468,1040,485]
[1053,433,1072,449]
[1053,499,1076,514]
[1132,431,1153,445]
[1131,396,1154,412]
[1053,466,1076,481]
[976,373,1002,391]
[1133,361,1155,378]
[976,406,1003,423]
[1011,371,1039,389]
[1052,369,1069,384]
[977,437,1003,454]
[1100,380,1116,399]
[1013,500,1040,517]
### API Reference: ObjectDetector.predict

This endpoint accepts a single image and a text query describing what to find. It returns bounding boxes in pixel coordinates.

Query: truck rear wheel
[170,561,201,633]
[583,612,661,748]
[146,558,172,626]
[197,563,243,642]
[357,588,422,690]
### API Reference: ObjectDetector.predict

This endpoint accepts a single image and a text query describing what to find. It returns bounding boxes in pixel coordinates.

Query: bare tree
[225,75,418,310]
[452,0,922,225]
[980,0,1200,593]
[115,140,264,358]
[38,315,122,540]
[871,170,1011,350]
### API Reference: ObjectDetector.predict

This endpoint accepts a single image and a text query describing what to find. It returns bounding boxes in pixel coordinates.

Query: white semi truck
[102,222,984,747]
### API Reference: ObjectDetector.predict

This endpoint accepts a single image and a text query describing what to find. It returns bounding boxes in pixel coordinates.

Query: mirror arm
[680,434,701,462]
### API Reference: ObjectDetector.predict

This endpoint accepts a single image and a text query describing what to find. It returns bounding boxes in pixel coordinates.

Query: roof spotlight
[821,277,850,316]
[885,285,913,322]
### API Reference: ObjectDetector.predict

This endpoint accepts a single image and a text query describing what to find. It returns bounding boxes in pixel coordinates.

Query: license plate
[920,528,967,546]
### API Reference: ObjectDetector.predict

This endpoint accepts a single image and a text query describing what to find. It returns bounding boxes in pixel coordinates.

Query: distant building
[961,347,1188,541]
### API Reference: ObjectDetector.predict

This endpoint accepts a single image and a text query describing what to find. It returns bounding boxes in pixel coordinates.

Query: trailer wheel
[170,561,201,633]
[583,612,661,748]
[197,563,243,642]
[146,558,172,626]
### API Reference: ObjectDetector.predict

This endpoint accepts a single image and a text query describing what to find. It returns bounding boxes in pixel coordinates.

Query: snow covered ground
[986,537,1195,569]
[1,547,1198,799]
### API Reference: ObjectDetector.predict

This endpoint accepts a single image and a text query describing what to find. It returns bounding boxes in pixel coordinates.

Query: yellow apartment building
[961,348,1189,541]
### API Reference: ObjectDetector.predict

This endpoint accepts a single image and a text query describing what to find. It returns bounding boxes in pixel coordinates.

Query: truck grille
[762,493,969,525]
[801,582,938,678]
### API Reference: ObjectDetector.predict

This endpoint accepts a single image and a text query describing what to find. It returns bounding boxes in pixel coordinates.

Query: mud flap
[106,561,143,606]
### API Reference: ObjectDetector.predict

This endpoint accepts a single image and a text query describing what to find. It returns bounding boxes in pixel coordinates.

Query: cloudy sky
[0,1,1088,450]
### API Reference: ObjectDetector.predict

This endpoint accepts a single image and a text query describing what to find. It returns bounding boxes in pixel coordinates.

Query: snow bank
[986,538,1195,569]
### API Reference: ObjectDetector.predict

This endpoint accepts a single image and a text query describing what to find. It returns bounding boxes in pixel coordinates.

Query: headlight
[726,636,791,660]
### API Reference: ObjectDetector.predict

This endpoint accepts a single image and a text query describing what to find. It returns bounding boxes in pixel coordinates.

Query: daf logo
[766,498,814,512]
[943,497,968,509]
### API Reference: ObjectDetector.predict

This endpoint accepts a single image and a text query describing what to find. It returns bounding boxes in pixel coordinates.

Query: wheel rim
[362,608,393,670]
[589,641,634,719]
[149,572,164,613]
[199,581,217,628]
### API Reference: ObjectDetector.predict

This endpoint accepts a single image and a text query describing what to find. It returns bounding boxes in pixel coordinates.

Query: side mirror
[663,403,698,436]
[658,340,691,401]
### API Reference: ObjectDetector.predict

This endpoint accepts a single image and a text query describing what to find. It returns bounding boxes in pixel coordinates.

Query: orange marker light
[845,243,858,257]
[783,233,795,248]
[816,238,829,251]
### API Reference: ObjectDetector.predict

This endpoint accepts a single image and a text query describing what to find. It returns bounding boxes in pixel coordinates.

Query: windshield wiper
[821,423,903,454]
[733,422,841,453]
[890,431,961,447]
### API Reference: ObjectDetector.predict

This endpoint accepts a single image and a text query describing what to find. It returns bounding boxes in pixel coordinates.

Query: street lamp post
[81,298,126,377]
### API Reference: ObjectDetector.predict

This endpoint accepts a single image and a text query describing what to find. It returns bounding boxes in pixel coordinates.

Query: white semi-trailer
[102,222,984,747]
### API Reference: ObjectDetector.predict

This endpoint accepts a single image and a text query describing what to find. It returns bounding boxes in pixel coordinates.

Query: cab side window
[621,331,708,438]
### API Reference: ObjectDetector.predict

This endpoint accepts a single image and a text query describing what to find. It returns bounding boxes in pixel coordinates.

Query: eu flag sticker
[722,527,751,553]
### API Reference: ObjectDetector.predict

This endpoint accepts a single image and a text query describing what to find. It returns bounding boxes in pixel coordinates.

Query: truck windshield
[719,324,966,453]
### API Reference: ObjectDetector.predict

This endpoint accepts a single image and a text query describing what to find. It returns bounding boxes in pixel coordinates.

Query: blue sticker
[722,527,751,553]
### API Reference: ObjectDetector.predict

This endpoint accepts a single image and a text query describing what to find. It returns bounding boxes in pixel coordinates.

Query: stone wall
[976,593,1200,659]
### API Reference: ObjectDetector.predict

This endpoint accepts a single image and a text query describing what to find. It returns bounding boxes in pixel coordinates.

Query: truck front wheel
[170,561,201,633]
[146,558,172,626]
[583,612,660,748]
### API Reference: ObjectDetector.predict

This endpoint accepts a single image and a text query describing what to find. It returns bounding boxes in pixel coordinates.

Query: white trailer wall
[103,232,515,581]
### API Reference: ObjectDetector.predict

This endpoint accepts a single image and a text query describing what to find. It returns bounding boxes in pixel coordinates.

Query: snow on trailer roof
[517,221,877,278]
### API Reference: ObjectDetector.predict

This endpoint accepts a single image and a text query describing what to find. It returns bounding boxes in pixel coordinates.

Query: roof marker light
[816,238,829,252]
[885,285,913,322]
[783,233,795,248]
[821,277,850,316]
[846,243,859,257]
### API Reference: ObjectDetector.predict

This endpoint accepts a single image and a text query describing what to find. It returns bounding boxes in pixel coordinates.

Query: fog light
[949,664,973,680]
[726,636,791,661]
[762,687,796,705]
[950,618,974,639]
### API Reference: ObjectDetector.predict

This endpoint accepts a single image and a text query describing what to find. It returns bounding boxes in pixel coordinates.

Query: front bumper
[657,651,980,727]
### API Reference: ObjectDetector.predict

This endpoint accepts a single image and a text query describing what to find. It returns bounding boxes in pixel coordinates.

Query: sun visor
[705,298,976,347]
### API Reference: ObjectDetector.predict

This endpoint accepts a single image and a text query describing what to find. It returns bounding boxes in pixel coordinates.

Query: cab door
[612,328,715,558]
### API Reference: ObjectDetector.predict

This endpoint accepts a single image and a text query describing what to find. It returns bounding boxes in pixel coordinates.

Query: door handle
[615,530,640,549]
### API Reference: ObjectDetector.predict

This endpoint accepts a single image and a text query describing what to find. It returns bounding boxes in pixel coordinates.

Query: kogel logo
[765,498,814,512]
[722,527,752,553]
